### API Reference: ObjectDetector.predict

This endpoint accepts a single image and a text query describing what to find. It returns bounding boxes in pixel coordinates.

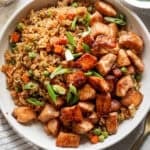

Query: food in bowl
[1,0,144,148]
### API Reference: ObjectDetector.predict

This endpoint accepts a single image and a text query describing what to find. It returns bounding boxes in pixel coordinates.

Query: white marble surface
[0,0,150,150]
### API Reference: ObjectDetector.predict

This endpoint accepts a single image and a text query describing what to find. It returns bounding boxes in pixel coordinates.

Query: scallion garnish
[50,66,71,79]
[27,98,45,106]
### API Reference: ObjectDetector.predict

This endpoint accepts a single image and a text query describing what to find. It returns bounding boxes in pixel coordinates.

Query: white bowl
[123,0,150,9]
[0,0,150,149]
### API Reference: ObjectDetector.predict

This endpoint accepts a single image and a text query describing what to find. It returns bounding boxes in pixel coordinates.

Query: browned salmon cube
[95,0,117,17]
[38,104,59,123]
[75,53,97,71]
[96,93,111,118]
[79,84,96,101]
[72,120,94,134]
[96,53,117,76]
[119,31,143,53]
[78,102,95,113]
[60,106,74,126]
[67,71,86,88]
[73,105,83,122]
[60,106,83,126]
[88,76,110,92]
[116,75,134,97]
[121,89,143,107]
[46,119,60,136]
[56,132,80,147]
[88,112,99,124]
[90,11,103,26]
[12,107,36,124]
[106,112,118,134]
[117,49,131,67]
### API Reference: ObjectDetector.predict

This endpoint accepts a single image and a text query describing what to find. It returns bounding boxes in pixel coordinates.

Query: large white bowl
[123,0,150,9]
[0,0,150,149]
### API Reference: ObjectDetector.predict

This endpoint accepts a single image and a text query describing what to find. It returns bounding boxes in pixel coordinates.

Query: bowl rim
[0,0,150,149]
[123,0,150,9]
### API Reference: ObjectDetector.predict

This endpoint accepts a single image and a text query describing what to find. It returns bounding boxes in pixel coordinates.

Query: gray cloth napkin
[0,1,149,150]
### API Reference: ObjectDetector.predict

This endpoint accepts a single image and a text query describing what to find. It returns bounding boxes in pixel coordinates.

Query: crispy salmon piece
[72,120,94,134]
[93,35,116,49]
[91,22,111,38]
[88,76,110,92]
[95,0,117,17]
[119,31,143,53]
[45,119,60,136]
[96,53,117,76]
[116,75,134,97]
[96,93,111,118]
[79,84,96,101]
[60,106,83,126]
[56,132,80,147]
[111,99,121,112]
[75,53,97,71]
[66,71,86,88]
[12,107,36,124]
[117,49,131,67]
[78,102,95,113]
[88,112,99,124]
[38,104,59,123]
[106,112,118,134]
[90,11,103,26]
[127,50,144,72]
[121,89,143,107]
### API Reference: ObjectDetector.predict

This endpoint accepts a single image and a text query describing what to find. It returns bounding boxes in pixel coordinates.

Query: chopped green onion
[71,17,78,31]
[83,13,91,26]
[71,2,78,7]
[66,44,75,53]
[66,32,77,48]
[101,131,108,139]
[28,70,33,77]
[135,73,142,82]
[93,128,101,136]
[16,22,25,32]
[99,135,105,142]
[87,6,93,12]
[28,52,37,59]
[46,82,57,103]
[47,9,51,17]
[10,59,16,65]
[23,82,38,90]
[120,67,127,73]
[27,98,45,106]
[65,49,74,61]
[73,52,82,59]
[10,43,17,52]
[67,84,78,105]
[53,85,66,95]
[24,44,32,51]
[104,14,127,26]
[50,66,71,79]
[80,27,91,37]
[43,70,50,77]
[82,43,91,53]
[85,71,102,77]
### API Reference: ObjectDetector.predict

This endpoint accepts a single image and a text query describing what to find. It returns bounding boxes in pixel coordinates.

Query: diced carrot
[89,135,99,144]
[46,43,51,52]
[54,45,64,54]
[21,73,30,83]
[67,13,76,20]
[47,66,55,73]
[58,14,66,20]
[10,32,20,43]
[58,37,68,45]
